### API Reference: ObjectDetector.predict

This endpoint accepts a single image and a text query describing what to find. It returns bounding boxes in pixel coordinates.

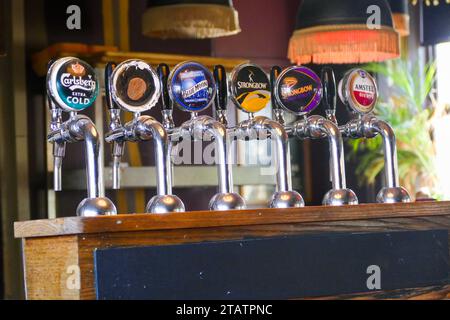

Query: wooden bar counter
[14,202,450,300]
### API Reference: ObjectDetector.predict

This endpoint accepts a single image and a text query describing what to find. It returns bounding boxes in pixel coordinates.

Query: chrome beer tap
[213,65,229,127]
[274,66,358,206]
[46,57,117,217]
[337,68,411,203]
[270,66,286,126]
[157,63,176,130]
[321,67,338,124]
[167,61,246,211]
[226,63,304,208]
[104,59,185,214]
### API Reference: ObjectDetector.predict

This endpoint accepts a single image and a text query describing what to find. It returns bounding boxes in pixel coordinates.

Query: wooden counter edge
[14,201,450,239]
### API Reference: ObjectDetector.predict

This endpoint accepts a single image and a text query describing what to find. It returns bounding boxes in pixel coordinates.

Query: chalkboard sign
[95,230,449,300]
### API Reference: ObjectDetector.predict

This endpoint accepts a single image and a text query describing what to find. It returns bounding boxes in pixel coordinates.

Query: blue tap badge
[47,57,98,112]
[168,61,216,112]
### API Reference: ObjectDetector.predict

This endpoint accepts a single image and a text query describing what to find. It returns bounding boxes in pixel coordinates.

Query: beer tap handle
[105,62,119,111]
[46,60,56,110]
[213,65,228,126]
[46,59,66,191]
[321,67,338,124]
[157,63,175,130]
[105,61,124,190]
[270,66,285,125]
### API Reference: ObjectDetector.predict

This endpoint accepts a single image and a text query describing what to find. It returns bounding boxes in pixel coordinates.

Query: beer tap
[46,57,117,217]
[228,63,304,208]
[270,66,286,126]
[167,61,246,211]
[274,66,358,206]
[321,67,338,124]
[157,63,176,130]
[104,59,185,214]
[213,65,229,126]
[337,68,411,203]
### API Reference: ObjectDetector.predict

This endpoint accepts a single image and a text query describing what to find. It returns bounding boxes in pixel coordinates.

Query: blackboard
[95,230,449,300]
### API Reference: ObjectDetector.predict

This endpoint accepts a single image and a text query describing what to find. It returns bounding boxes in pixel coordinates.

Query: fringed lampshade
[142,0,241,39]
[388,0,410,36]
[288,0,400,65]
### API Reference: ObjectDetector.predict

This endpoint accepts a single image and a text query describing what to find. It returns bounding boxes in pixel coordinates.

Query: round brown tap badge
[339,69,378,114]
[275,66,323,116]
[230,64,271,113]
[111,60,161,113]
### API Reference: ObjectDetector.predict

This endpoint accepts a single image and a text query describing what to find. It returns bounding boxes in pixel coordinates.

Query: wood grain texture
[14,201,450,239]
[17,201,450,300]
[23,236,79,300]
[307,284,450,300]
[31,44,248,76]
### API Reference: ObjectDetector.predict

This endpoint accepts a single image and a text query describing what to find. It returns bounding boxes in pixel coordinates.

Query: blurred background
[0,0,449,299]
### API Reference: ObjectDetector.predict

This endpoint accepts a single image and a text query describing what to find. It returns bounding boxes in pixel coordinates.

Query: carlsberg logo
[61,73,96,92]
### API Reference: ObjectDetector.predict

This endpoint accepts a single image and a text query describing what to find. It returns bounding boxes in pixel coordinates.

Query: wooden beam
[14,201,450,238]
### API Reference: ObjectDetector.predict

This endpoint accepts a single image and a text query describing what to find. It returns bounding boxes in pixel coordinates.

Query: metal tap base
[146,195,186,214]
[376,187,412,204]
[269,191,305,209]
[209,193,246,211]
[76,197,117,217]
[322,189,359,206]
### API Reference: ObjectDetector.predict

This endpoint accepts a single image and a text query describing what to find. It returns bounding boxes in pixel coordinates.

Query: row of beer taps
[46,57,411,217]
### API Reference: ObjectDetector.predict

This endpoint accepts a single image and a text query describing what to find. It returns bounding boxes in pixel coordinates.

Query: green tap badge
[47,57,99,112]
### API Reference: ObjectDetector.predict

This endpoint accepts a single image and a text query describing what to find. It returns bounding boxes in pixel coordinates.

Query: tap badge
[275,66,323,116]
[169,62,215,112]
[111,60,160,113]
[345,69,377,114]
[339,69,377,114]
[230,63,271,113]
[48,57,98,112]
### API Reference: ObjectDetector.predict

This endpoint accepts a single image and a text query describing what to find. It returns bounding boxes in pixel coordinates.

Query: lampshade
[142,0,241,39]
[288,0,400,65]
[388,0,410,36]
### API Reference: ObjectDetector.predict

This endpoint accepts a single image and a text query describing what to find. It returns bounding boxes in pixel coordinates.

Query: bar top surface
[14,201,450,239]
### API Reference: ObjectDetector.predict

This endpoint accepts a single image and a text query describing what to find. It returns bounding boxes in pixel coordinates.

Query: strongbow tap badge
[275,66,323,116]
[49,57,99,112]
[169,62,215,112]
[339,68,378,115]
[230,64,271,113]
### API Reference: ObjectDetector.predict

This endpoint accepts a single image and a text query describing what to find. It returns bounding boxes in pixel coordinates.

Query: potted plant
[348,59,442,200]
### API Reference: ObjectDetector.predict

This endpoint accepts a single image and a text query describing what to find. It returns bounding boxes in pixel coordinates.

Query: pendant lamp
[288,0,400,65]
[411,0,450,5]
[388,0,410,36]
[142,0,241,39]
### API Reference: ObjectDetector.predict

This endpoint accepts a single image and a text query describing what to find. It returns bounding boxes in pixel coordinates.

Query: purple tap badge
[275,66,323,116]
[168,61,216,112]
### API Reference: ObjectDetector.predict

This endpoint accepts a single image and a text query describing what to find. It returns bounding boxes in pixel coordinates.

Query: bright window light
[434,41,450,199]
[436,42,450,104]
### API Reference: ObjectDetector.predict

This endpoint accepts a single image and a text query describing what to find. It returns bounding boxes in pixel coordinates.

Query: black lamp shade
[388,0,410,36]
[294,0,395,30]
